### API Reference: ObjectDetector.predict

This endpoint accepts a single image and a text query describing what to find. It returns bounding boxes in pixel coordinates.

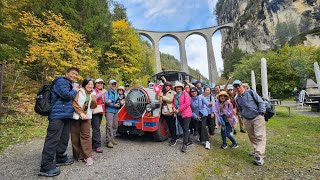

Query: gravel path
[0,133,209,180]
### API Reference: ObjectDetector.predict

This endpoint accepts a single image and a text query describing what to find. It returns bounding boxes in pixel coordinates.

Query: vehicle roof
[151,70,194,78]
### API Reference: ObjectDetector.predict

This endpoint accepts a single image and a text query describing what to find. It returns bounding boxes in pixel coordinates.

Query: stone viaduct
[137,22,234,82]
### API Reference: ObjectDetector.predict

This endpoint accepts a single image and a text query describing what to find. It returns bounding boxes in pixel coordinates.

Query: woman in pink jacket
[172,82,192,153]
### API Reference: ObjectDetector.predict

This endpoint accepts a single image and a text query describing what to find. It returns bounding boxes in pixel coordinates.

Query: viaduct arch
[137,22,234,83]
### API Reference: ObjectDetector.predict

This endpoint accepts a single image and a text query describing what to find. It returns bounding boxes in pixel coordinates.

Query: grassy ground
[195,107,320,179]
[0,114,47,151]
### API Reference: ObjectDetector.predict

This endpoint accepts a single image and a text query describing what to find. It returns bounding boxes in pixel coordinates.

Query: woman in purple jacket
[214,91,238,149]
[172,82,192,153]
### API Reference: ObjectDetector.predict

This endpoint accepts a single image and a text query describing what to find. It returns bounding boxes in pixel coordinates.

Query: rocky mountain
[216,0,320,55]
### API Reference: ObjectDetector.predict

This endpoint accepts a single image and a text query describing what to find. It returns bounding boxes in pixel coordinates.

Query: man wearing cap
[91,78,107,153]
[105,79,120,148]
[233,80,266,166]
[124,83,130,96]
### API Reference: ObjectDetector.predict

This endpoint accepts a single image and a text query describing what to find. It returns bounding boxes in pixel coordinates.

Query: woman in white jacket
[72,78,97,166]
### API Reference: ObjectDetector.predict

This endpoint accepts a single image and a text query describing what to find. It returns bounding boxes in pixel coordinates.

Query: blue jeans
[175,117,183,136]
[221,121,237,145]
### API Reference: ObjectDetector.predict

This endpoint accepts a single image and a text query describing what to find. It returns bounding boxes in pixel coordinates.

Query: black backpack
[261,98,274,121]
[34,81,56,116]
[248,90,274,121]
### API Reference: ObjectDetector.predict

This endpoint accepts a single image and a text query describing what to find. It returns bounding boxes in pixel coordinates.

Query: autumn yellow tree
[104,20,144,84]
[18,11,99,83]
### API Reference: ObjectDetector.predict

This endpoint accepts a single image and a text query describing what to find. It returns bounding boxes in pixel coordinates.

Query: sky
[115,0,223,79]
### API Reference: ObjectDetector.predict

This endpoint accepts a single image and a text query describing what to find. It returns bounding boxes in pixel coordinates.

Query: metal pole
[0,64,3,115]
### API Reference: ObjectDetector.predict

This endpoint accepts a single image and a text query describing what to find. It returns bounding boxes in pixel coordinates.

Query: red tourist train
[117,71,195,141]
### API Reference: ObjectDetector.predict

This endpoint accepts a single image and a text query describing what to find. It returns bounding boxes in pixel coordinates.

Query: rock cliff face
[216,0,320,55]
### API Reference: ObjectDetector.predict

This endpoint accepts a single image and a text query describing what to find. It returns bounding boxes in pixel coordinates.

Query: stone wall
[216,0,320,56]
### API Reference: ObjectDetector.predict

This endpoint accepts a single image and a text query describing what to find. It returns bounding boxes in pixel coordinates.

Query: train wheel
[152,117,169,142]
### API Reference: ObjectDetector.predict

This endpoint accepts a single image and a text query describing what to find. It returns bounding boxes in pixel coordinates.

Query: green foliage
[40,0,113,50]
[0,26,28,63]
[276,23,290,46]
[222,47,245,78]
[276,22,298,46]
[138,41,155,86]
[111,1,127,21]
[1,0,113,76]
[1,64,39,102]
[231,44,320,98]
[0,114,48,152]
[160,53,181,71]
[17,11,99,82]
[104,20,148,85]
[195,107,320,179]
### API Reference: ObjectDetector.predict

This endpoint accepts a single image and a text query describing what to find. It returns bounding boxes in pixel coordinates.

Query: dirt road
[0,134,209,180]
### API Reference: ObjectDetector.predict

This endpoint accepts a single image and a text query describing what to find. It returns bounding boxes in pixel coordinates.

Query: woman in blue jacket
[190,87,211,149]
[203,86,216,135]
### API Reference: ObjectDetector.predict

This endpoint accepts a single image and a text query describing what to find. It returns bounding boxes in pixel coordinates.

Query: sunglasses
[220,95,227,97]
[191,91,197,93]
[112,83,117,86]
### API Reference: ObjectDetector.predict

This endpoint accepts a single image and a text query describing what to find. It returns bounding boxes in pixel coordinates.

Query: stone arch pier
[137,22,234,83]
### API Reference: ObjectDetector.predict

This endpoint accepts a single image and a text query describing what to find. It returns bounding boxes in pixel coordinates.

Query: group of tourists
[39,67,128,177]
[156,78,267,165]
[38,67,267,177]
[157,80,239,152]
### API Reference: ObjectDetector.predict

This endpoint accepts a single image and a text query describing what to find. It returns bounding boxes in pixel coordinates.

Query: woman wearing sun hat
[117,86,126,108]
[91,78,107,153]
[172,81,192,153]
[156,81,176,146]
[214,91,238,149]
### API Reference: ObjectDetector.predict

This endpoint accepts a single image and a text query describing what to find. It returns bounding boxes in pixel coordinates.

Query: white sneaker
[85,157,93,166]
[205,141,210,149]
[254,157,264,166]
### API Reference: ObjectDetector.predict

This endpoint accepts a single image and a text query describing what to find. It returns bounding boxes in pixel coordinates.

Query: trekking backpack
[262,98,274,121]
[248,90,274,121]
[34,81,55,116]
